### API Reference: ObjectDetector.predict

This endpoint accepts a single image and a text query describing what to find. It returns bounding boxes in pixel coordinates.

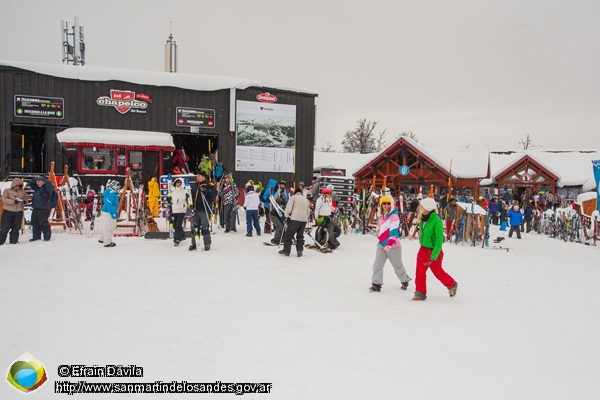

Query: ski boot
[369,283,382,292]
[174,240,180,246]
[278,250,290,256]
[448,282,458,297]
[412,291,427,301]
[401,279,412,291]
[297,251,303,258]
[189,245,196,251]
[204,244,210,251]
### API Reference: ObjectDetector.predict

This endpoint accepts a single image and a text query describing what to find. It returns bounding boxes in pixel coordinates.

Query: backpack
[262,179,278,203]
[214,164,224,179]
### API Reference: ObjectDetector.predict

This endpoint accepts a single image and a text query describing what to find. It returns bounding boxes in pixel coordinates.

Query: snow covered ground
[2,216,600,399]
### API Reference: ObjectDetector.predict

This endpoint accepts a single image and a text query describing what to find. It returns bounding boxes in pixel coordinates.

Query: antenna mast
[61,16,86,66]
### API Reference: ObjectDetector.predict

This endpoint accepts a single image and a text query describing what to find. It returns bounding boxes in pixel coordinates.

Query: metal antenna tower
[61,17,85,66]
[165,22,178,73]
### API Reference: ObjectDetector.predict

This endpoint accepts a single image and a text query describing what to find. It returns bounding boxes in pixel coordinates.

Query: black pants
[222,204,235,231]
[508,225,521,239]
[282,220,306,254]
[264,209,272,233]
[172,213,186,241]
[271,211,285,242]
[31,208,51,241]
[0,210,23,244]
[191,210,211,245]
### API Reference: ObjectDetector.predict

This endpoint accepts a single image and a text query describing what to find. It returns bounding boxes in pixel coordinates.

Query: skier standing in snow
[369,195,411,293]
[170,178,189,246]
[0,178,27,245]
[443,197,458,241]
[219,174,238,233]
[314,188,341,249]
[507,203,523,239]
[279,187,310,257]
[28,176,56,242]
[189,171,217,251]
[269,180,290,245]
[412,197,458,301]
[243,185,261,237]
[522,201,533,233]
[100,180,120,247]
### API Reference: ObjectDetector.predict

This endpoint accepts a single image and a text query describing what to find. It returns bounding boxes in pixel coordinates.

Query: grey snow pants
[371,245,410,285]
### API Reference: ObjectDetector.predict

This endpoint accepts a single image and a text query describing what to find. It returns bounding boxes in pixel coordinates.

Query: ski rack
[114,168,141,237]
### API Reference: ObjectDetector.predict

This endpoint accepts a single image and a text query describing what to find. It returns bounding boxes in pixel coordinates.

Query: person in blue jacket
[507,203,523,239]
[522,202,533,233]
[28,175,57,242]
[100,179,120,247]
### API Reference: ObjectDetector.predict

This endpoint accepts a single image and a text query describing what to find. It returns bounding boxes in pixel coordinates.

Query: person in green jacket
[413,197,458,301]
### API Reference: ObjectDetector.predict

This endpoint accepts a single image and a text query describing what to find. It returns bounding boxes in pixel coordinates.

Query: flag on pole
[593,160,600,212]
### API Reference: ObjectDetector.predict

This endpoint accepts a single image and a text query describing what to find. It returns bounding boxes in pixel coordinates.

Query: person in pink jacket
[369,196,411,292]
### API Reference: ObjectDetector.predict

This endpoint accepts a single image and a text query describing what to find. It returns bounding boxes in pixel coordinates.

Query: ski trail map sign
[235,100,296,173]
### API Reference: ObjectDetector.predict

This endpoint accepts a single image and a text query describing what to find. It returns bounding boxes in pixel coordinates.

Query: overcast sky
[1,0,598,151]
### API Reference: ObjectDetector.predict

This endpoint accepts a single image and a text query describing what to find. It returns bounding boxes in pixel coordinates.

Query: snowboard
[491,246,510,252]
[144,231,193,239]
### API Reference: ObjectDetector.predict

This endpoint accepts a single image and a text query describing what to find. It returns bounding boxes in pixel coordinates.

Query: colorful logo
[256,92,277,103]
[6,353,48,394]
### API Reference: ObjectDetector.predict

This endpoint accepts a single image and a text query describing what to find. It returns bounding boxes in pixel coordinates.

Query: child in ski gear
[219,174,238,233]
[170,178,189,245]
[213,162,225,183]
[280,187,311,257]
[147,177,160,217]
[171,149,189,173]
[100,179,120,247]
[507,204,523,239]
[522,202,533,233]
[370,196,411,292]
[243,185,261,236]
[0,178,26,245]
[190,171,217,250]
[413,197,457,300]
[28,176,56,242]
[478,196,489,210]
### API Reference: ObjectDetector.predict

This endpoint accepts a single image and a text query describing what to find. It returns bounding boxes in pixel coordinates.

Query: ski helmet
[321,188,332,195]
[327,184,334,191]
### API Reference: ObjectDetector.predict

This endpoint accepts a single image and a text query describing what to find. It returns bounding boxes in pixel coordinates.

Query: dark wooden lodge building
[0,61,317,189]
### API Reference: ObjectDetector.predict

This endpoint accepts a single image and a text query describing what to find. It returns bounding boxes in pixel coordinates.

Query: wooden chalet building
[353,137,490,199]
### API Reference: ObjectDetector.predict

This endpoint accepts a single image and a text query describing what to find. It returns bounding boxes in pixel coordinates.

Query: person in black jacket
[189,171,217,251]
[28,176,56,242]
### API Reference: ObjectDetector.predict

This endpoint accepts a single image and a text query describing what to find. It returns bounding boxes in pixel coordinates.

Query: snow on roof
[481,150,599,188]
[576,191,597,204]
[0,60,318,95]
[313,151,381,176]
[57,128,175,149]
[350,136,490,179]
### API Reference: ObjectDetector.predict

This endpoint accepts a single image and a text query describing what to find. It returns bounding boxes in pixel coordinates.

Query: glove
[111,212,118,219]
[13,196,24,203]
[424,259,433,266]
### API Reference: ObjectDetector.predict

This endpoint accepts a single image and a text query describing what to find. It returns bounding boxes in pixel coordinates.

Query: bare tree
[518,134,542,150]
[396,131,419,142]
[342,118,387,154]
[317,141,335,152]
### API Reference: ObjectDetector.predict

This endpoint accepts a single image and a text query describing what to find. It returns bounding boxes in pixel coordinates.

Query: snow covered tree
[342,118,386,154]
[317,141,336,152]
[519,134,542,150]
[396,131,419,142]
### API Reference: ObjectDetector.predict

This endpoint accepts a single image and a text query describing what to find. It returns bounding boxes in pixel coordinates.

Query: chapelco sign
[96,90,152,114]
[256,92,277,103]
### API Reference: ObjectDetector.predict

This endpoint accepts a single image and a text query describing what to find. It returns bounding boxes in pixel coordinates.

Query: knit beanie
[420,197,437,212]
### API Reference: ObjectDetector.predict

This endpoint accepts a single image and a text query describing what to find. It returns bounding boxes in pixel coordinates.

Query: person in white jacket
[170,178,189,246]
[314,188,334,217]
[243,185,261,237]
